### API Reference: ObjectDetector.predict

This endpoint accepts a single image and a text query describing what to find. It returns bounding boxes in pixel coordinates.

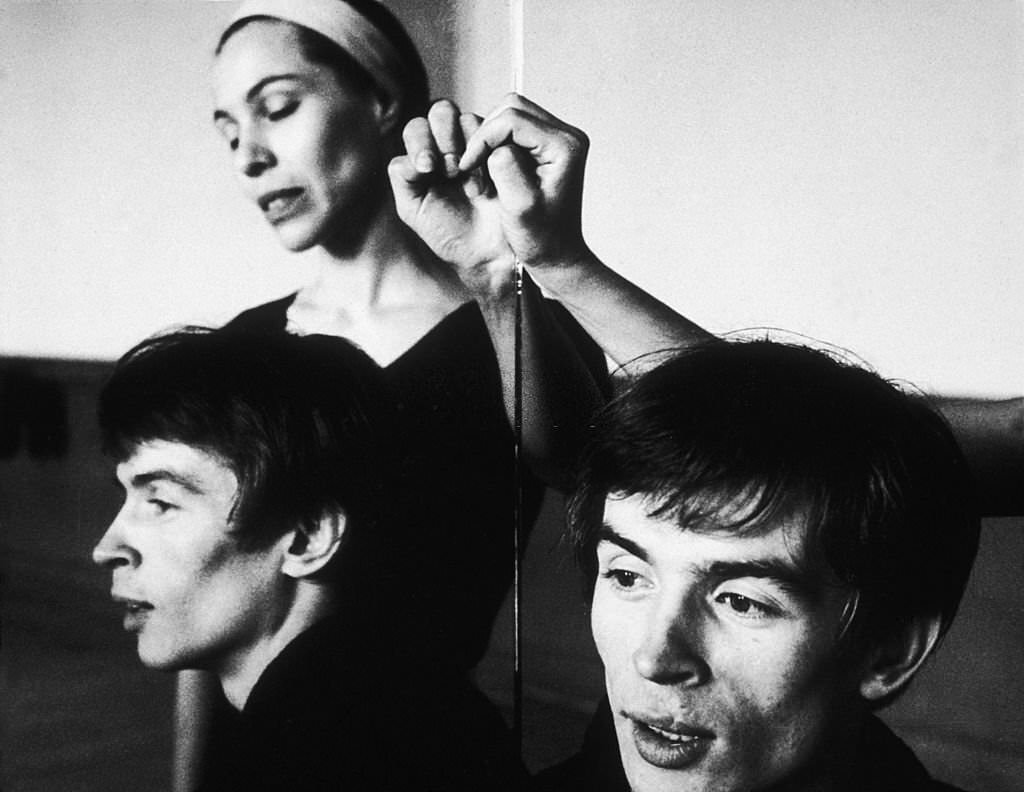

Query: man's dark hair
[99,327,395,564]
[570,340,980,667]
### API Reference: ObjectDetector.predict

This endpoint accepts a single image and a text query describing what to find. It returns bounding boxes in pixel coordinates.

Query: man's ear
[859,612,942,702]
[280,510,346,580]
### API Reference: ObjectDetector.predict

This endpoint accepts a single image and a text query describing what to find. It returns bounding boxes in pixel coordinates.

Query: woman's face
[212,21,389,253]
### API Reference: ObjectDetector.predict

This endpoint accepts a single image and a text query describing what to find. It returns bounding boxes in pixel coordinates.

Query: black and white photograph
[3,2,1023,790]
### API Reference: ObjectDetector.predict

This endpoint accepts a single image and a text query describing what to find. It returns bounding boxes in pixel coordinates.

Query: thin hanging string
[509,0,525,757]
[510,0,525,94]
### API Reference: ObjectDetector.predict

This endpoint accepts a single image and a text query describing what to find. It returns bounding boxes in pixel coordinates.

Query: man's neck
[759,718,868,792]
[218,587,337,711]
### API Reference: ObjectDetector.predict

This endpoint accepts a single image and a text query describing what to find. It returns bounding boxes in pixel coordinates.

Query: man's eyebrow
[213,74,301,123]
[597,525,650,563]
[705,558,817,598]
[129,470,206,495]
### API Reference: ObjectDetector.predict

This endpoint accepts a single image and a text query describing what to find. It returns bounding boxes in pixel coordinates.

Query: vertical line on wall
[509,0,525,758]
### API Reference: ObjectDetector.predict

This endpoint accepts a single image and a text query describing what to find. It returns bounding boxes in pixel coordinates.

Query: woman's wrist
[523,245,601,300]
[461,252,519,305]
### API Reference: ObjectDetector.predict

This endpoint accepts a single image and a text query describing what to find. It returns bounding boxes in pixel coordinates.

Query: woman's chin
[271,224,320,254]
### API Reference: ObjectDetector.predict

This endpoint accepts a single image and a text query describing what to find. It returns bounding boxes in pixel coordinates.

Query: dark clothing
[534,698,972,792]
[211,294,603,791]
[225,295,607,670]
[195,613,527,792]
[530,698,629,792]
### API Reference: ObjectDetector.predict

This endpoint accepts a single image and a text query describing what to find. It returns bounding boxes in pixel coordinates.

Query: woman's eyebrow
[597,525,649,563]
[244,73,301,102]
[213,73,302,123]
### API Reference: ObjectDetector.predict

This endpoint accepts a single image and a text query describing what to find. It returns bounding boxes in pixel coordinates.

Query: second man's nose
[632,608,711,687]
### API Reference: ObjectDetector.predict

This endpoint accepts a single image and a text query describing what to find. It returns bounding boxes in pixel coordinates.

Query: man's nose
[92,509,140,569]
[632,602,710,686]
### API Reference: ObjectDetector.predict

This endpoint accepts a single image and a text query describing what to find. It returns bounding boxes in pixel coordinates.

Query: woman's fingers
[458,112,491,199]
[486,144,538,217]
[402,116,442,175]
[458,111,483,141]
[427,99,465,178]
[460,104,581,174]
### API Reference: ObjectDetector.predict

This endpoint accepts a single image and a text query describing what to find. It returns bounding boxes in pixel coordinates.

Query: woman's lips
[258,188,304,223]
[630,717,715,770]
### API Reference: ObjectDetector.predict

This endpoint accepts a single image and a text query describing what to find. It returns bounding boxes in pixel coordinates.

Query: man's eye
[600,568,647,592]
[147,499,176,515]
[715,592,776,619]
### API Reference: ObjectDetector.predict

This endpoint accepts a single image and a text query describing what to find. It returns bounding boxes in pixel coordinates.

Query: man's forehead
[601,493,818,570]
[116,439,235,489]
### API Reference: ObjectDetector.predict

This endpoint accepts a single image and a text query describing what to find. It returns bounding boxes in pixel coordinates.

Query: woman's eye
[715,592,775,619]
[263,99,298,121]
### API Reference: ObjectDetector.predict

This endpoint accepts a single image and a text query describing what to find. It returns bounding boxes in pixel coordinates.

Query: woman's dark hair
[569,340,980,665]
[216,2,430,139]
[99,327,397,567]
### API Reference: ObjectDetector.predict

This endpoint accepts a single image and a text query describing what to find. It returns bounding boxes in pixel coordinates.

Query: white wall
[3,1,1023,397]
[1,1,305,360]
[455,0,1024,397]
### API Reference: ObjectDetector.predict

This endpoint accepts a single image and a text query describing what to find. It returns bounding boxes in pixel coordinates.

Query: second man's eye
[715,592,776,619]
[600,568,647,592]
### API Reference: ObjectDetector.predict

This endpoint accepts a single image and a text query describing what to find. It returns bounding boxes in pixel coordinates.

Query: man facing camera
[92,328,522,792]
[544,339,979,792]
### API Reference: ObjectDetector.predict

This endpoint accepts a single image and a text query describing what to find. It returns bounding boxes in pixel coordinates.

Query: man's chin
[617,727,729,792]
[136,642,189,673]
[622,757,712,792]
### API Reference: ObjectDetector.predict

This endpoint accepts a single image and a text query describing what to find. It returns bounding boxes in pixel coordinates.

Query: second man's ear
[858,612,942,702]
[281,510,346,580]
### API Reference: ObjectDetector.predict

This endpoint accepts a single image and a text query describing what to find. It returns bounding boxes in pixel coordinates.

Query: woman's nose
[235,129,274,178]
[92,512,140,569]
[633,605,711,687]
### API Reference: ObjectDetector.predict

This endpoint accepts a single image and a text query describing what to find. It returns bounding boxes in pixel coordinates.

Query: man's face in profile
[93,439,290,674]
[592,493,858,792]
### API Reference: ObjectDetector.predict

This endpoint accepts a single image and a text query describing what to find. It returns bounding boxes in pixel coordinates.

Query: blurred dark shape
[0,364,69,460]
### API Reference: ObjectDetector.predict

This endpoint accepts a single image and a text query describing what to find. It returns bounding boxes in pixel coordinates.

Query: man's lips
[112,594,153,610]
[627,712,715,770]
[112,594,154,630]
[257,188,304,221]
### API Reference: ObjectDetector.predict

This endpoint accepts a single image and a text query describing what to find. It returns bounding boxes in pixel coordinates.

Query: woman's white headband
[227,0,406,106]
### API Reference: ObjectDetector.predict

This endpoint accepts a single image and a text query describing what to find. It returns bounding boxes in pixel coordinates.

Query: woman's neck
[304,206,463,313]
[287,205,470,365]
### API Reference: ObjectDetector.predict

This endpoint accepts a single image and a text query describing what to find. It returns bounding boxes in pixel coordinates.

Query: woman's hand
[388,100,515,301]
[389,94,595,299]
[458,93,591,272]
